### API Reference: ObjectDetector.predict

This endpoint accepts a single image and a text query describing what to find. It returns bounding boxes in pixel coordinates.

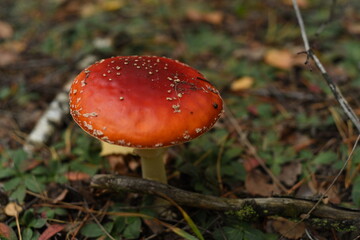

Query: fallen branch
[91,174,360,231]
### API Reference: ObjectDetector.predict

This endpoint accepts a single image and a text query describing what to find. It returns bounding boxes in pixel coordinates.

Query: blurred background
[0,0,360,239]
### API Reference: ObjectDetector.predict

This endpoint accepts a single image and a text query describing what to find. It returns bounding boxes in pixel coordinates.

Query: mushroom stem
[133,148,168,184]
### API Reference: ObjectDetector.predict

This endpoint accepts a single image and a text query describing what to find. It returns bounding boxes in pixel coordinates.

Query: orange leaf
[264,49,294,70]
[39,224,65,240]
[230,76,254,91]
[64,172,91,181]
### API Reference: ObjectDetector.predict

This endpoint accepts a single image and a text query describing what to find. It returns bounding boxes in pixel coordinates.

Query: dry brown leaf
[64,171,91,181]
[0,21,13,39]
[107,155,127,174]
[202,11,223,25]
[230,76,254,91]
[186,8,223,25]
[282,0,309,8]
[279,162,302,186]
[0,41,26,66]
[245,169,280,196]
[0,49,18,66]
[292,134,315,152]
[4,202,22,217]
[345,22,360,35]
[272,217,305,239]
[143,218,164,234]
[100,141,133,156]
[243,157,260,172]
[264,49,294,70]
[52,189,69,203]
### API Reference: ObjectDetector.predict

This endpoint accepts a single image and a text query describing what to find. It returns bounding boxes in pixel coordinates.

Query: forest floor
[1,0,360,239]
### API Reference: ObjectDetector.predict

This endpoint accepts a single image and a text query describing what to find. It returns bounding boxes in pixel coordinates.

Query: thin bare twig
[224,105,288,192]
[292,0,360,133]
[303,134,360,220]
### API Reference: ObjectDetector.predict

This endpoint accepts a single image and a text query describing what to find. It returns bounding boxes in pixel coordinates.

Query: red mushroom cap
[69,56,223,148]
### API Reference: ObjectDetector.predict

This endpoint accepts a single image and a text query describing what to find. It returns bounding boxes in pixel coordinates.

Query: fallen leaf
[100,141,133,156]
[143,219,164,234]
[279,162,302,186]
[0,41,26,66]
[107,155,127,174]
[39,224,65,240]
[0,21,13,39]
[243,157,260,172]
[202,11,223,25]
[282,0,309,8]
[64,171,91,181]
[345,22,360,35]
[264,49,294,70]
[0,49,18,66]
[0,223,17,240]
[186,8,223,25]
[52,189,69,203]
[4,202,22,217]
[100,0,125,11]
[245,169,280,196]
[272,217,305,239]
[292,134,315,152]
[230,76,254,91]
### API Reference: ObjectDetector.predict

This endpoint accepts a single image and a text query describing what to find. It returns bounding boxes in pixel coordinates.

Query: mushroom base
[134,148,168,184]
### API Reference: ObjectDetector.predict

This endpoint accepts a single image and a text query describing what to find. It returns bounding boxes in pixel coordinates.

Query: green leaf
[21,228,33,240]
[352,176,360,207]
[312,151,337,165]
[213,224,267,240]
[24,175,45,193]
[170,226,199,240]
[8,149,28,169]
[9,184,26,203]
[3,178,21,191]
[0,168,16,179]
[80,223,103,238]
[29,218,47,229]
[122,217,141,239]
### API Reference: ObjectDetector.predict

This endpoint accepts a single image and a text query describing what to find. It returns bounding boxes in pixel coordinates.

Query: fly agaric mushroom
[69,56,223,184]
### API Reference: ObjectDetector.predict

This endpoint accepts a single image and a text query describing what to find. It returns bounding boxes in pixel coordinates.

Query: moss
[226,205,259,222]
[310,218,357,232]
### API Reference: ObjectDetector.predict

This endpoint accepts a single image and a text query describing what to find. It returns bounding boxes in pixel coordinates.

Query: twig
[91,174,360,230]
[303,134,360,220]
[292,0,360,133]
[224,105,288,192]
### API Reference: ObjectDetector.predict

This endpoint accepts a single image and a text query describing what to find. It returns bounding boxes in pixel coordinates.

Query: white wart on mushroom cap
[69,56,223,148]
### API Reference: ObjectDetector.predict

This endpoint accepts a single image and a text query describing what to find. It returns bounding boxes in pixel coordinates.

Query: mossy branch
[91,174,360,231]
